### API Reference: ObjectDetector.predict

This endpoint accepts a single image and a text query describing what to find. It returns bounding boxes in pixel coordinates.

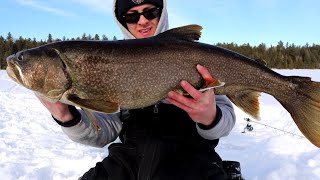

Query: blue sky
[1,0,319,46]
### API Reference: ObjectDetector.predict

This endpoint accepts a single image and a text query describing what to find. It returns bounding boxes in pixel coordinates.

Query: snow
[0,69,320,179]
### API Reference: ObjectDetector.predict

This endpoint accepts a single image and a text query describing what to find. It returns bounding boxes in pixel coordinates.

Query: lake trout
[6,25,320,147]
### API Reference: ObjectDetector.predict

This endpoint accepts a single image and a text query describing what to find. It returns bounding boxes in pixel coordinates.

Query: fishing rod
[242,118,305,138]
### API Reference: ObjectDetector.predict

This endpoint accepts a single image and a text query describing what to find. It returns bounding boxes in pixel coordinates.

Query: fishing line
[242,118,305,138]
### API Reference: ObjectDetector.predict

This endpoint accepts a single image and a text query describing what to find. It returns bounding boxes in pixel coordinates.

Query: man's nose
[137,15,149,25]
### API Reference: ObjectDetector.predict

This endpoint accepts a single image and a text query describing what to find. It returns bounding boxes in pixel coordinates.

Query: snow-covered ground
[0,69,319,180]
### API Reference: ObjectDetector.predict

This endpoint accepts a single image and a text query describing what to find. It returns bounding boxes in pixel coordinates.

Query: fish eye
[17,54,24,61]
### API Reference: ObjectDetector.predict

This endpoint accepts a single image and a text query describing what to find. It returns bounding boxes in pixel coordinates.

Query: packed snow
[0,69,319,180]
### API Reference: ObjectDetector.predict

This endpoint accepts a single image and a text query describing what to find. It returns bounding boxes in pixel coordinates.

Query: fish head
[6,45,71,102]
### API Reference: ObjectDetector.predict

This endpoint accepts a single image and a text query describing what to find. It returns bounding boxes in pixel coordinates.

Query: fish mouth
[6,60,25,86]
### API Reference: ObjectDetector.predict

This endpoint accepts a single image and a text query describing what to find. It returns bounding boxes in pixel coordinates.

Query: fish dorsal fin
[155,24,203,42]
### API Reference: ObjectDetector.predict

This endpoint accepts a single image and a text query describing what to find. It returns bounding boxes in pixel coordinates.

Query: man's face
[125,4,160,39]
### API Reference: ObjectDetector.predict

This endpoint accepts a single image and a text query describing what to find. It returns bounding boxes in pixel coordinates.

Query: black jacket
[81,103,228,180]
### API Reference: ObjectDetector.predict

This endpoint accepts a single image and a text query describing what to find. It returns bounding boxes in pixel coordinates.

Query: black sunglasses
[122,7,161,24]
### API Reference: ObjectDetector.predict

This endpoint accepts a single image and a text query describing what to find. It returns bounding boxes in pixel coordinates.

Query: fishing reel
[242,118,253,133]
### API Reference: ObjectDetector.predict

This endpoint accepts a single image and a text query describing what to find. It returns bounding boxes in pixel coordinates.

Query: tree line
[1,32,319,69]
[216,41,320,69]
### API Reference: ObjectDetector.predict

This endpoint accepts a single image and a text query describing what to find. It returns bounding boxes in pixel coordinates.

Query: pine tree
[47,33,53,43]
[88,34,92,40]
[6,32,13,41]
[94,34,100,40]
[82,33,88,40]
[102,35,108,40]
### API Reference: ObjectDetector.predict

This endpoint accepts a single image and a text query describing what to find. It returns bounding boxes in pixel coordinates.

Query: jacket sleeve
[60,110,123,148]
[196,95,236,140]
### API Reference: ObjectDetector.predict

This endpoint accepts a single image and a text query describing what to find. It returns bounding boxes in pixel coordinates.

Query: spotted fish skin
[6,25,320,148]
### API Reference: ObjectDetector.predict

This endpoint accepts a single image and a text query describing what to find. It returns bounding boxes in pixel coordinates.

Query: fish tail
[278,77,320,147]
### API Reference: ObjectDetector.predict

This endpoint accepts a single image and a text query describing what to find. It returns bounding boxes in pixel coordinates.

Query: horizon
[2,31,318,48]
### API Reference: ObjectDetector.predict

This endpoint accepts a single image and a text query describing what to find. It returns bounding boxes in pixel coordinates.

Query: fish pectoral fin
[228,90,261,120]
[179,78,225,96]
[47,89,64,101]
[175,89,185,95]
[35,92,59,103]
[156,24,202,42]
[67,94,120,113]
[81,108,101,132]
[199,77,225,92]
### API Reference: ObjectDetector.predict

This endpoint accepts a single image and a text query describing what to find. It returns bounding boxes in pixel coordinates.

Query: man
[37,0,236,179]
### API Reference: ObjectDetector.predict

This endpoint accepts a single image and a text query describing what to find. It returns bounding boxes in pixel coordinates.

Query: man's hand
[165,65,217,126]
[36,95,74,123]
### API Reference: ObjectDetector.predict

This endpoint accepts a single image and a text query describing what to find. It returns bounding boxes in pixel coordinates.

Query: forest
[1,32,319,69]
